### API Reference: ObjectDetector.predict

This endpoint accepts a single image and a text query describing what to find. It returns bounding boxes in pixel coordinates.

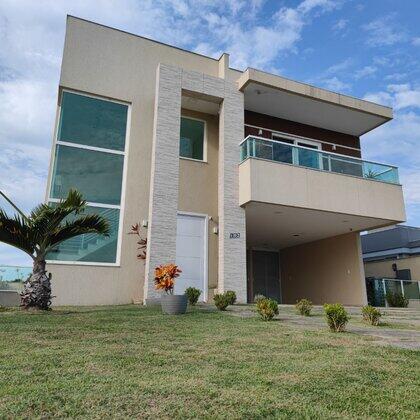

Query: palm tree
[0,189,109,310]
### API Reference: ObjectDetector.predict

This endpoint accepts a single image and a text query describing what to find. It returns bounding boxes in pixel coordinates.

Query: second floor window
[179,117,205,161]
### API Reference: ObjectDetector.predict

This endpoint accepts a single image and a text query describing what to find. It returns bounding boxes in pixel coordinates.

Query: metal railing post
[292,146,299,165]
[382,279,387,307]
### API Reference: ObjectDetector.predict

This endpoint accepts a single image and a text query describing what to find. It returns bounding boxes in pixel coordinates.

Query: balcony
[239,136,406,244]
[240,136,399,185]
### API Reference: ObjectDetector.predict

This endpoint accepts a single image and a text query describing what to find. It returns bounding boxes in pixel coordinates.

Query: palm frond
[59,189,86,214]
[0,209,35,257]
[30,190,89,245]
[46,214,110,250]
[0,190,30,222]
[29,202,52,220]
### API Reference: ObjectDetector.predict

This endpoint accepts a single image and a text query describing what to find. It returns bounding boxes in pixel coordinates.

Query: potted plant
[154,263,187,314]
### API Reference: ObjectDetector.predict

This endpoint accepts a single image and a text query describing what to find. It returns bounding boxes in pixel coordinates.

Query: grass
[0,305,419,419]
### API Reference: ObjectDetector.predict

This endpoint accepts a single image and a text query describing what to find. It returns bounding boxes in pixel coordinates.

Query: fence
[366,277,420,307]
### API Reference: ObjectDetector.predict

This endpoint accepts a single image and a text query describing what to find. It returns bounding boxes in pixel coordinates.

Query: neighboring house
[45,16,406,306]
[362,225,420,279]
[362,226,420,306]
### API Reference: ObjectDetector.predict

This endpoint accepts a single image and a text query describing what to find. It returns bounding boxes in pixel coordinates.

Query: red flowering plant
[128,223,147,260]
[154,263,182,294]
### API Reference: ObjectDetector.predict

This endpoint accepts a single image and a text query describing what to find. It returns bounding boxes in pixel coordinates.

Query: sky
[0,0,419,267]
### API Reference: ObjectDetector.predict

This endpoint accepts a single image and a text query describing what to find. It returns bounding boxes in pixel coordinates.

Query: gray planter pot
[161,294,187,315]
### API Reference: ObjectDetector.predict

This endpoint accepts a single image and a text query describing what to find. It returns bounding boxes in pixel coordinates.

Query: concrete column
[144,64,182,302]
[218,83,247,302]
[145,64,247,304]
[218,53,229,79]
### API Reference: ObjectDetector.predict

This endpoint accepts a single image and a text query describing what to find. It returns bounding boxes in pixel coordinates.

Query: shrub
[254,294,266,304]
[386,291,409,308]
[256,297,279,321]
[225,290,237,305]
[185,287,201,305]
[362,305,382,326]
[213,293,230,311]
[324,303,349,332]
[0,305,7,312]
[295,298,313,316]
[154,263,181,294]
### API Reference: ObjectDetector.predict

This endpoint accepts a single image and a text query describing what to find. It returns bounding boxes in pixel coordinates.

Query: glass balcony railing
[240,136,399,185]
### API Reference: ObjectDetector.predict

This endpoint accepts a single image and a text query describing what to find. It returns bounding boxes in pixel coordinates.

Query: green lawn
[0,305,419,419]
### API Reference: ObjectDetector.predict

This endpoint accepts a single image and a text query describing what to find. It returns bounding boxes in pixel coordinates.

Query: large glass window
[58,92,128,151]
[179,117,205,161]
[47,207,120,263]
[51,145,124,205]
[47,91,128,264]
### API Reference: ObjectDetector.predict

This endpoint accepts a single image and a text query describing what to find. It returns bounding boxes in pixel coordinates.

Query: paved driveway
[224,304,420,351]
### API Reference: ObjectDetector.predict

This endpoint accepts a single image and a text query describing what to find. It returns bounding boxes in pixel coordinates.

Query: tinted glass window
[51,145,124,205]
[46,206,119,263]
[180,117,205,160]
[58,92,128,151]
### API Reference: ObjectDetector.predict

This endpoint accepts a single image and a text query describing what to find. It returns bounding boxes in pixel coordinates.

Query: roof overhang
[238,68,393,136]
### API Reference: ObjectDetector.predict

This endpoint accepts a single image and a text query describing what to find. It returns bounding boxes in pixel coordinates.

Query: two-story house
[45,16,406,306]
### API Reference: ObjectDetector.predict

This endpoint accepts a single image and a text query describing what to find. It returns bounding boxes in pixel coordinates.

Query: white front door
[175,213,207,301]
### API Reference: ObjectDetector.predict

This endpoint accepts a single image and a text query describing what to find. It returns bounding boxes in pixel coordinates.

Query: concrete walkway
[224,304,420,351]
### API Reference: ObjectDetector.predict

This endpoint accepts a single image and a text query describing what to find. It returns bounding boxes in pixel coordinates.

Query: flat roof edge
[239,67,393,121]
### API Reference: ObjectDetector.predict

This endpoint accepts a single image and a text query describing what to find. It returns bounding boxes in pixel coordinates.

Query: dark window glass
[180,117,205,160]
[46,206,119,263]
[58,92,128,151]
[51,145,124,205]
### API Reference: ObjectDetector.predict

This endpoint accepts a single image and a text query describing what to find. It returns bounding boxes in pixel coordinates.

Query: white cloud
[319,76,351,92]
[364,84,420,110]
[363,91,394,107]
[297,0,339,14]
[194,0,340,70]
[384,73,408,82]
[324,58,353,75]
[354,65,377,80]
[363,15,407,47]
[388,84,420,110]
[412,37,420,46]
[311,59,353,92]
[332,18,348,32]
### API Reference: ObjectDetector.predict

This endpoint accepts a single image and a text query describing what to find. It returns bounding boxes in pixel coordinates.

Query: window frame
[46,88,131,267]
[272,132,321,150]
[179,115,207,163]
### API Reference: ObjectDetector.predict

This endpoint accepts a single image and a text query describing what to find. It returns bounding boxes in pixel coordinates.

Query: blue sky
[0,0,419,267]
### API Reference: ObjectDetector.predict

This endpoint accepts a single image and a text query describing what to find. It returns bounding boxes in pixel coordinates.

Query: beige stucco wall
[364,256,420,280]
[178,109,219,293]
[280,232,367,306]
[48,17,241,306]
[239,158,406,223]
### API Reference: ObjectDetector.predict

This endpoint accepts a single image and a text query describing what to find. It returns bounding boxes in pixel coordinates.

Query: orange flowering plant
[154,263,182,294]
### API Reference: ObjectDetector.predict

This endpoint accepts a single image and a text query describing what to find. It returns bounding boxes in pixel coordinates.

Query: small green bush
[386,291,409,308]
[362,305,382,326]
[0,305,7,312]
[295,298,313,316]
[185,287,201,306]
[254,294,266,304]
[213,293,230,311]
[256,297,279,321]
[324,303,349,332]
[225,290,237,305]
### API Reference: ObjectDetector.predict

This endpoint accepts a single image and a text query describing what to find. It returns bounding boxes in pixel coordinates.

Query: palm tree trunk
[20,258,52,310]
